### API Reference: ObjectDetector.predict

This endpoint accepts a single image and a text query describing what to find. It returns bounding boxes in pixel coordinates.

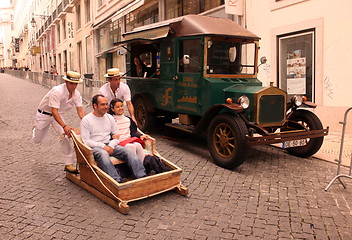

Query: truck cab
[117,15,328,169]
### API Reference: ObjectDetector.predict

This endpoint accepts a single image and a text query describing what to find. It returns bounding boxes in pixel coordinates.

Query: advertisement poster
[286,50,306,94]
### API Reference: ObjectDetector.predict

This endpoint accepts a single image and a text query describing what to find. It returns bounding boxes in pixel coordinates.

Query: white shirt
[37,83,82,114]
[113,115,131,141]
[99,82,131,104]
[80,112,120,149]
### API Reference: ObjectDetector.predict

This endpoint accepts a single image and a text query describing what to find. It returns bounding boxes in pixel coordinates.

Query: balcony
[63,0,75,13]
[57,3,67,19]
[52,9,59,25]
[34,0,75,42]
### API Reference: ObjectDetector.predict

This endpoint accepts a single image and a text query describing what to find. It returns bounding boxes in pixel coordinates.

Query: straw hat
[104,68,123,78]
[62,71,83,83]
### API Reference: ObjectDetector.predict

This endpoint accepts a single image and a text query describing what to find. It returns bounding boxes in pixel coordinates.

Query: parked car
[116,15,329,169]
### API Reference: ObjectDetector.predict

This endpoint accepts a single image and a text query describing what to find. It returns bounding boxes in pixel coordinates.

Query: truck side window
[179,39,201,73]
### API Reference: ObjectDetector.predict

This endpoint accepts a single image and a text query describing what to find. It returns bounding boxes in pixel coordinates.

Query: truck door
[174,38,203,116]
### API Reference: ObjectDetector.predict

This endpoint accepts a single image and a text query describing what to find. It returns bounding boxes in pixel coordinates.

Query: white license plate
[282,139,307,148]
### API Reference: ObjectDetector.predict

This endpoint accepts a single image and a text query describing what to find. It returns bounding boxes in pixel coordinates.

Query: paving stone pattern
[1,74,352,240]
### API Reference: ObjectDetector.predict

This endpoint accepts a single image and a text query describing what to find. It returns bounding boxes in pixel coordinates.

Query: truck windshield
[206,39,256,75]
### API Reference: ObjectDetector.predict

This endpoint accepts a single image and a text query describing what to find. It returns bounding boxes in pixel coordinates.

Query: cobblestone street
[1,74,352,239]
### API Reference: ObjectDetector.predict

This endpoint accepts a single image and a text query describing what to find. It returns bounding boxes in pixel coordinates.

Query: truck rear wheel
[286,110,324,157]
[207,113,247,169]
[134,97,155,132]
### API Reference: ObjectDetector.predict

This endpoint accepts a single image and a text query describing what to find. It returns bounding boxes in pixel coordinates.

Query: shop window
[125,2,158,32]
[111,18,121,44]
[278,30,314,101]
[97,23,112,53]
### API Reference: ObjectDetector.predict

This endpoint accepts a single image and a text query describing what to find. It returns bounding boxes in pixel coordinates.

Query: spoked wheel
[207,113,248,169]
[286,109,324,157]
[134,97,155,132]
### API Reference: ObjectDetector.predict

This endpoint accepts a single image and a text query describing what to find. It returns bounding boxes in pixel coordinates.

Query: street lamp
[30,13,50,27]
[31,17,36,28]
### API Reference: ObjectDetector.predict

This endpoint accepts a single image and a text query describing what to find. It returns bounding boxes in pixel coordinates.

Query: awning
[111,0,144,22]
[123,25,170,41]
[121,15,260,42]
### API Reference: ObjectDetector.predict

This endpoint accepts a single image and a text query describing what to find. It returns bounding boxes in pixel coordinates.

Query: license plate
[282,139,307,148]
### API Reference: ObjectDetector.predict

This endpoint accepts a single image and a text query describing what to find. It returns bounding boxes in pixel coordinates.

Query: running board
[165,123,194,133]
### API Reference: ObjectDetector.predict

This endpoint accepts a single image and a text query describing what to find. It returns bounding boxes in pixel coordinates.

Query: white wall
[245,0,352,131]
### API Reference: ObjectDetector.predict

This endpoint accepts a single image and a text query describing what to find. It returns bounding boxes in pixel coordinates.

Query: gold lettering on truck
[161,88,173,106]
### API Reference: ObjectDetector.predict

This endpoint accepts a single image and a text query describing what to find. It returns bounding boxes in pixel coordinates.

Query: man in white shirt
[99,68,136,123]
[80,94,146,183]
[32,71,86,173]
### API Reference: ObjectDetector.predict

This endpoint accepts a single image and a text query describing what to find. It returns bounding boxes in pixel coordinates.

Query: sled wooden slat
[67,130,188,214]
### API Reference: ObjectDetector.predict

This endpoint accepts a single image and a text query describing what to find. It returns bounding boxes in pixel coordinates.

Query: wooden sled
[67,130,188,214]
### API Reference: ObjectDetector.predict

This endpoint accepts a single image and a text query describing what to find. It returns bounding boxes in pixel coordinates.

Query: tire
[207,113,248,169]
[134,97,155,132]
[286,110,324,157]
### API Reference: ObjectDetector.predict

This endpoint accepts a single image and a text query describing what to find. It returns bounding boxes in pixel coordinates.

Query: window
[98,0,103,8]
[85,0,91,23]
[62,19,66,40]
[271,0,308,10]
[57,24,60,43]
[97,23,112,53]
[206,38,256,75]
[165,0,224,19]
[179,39,201,73]
[125,2,158,32]
[76,5,81,29]
[86,35,93,73]
[278,30,314,101]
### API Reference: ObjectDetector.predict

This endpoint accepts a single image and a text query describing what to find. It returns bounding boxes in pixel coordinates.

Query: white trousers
[32,112,75,165]
[125,142,145,163]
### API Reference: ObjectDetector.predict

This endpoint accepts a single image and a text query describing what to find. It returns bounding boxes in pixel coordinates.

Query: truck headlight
[291,95,303,107]
[238,96,250,109]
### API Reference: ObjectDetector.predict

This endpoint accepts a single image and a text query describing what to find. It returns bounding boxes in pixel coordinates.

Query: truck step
[165,123,194,133]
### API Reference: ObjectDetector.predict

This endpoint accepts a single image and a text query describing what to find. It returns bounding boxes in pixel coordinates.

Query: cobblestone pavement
[1,74,352,240]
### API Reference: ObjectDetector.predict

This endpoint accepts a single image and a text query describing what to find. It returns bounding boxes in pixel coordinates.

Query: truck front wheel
[207,114,248,169]
[286,110,324,157]
[134,97,155,132]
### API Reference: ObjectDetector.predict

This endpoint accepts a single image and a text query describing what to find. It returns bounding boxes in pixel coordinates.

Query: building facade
[5,0,352,131]
[0,2,14,68]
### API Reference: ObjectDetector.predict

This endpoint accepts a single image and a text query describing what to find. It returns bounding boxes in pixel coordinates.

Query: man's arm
[52,107,72,137]
[126,100,136,123]
[76,106,85,119]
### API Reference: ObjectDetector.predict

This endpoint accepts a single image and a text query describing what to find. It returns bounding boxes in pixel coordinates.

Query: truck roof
[120,14,260,43]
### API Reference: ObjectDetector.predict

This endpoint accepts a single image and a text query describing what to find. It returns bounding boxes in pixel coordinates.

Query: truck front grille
[257,94,285,126]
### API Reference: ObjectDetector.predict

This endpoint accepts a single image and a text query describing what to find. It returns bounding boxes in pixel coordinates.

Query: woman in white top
[109,98,147,163]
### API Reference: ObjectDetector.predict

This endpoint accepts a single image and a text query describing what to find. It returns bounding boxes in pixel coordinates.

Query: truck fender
[132,93,155,113]
[194,104,244,133]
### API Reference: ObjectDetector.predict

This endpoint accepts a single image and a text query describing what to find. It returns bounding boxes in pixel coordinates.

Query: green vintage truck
[117,15,328,169]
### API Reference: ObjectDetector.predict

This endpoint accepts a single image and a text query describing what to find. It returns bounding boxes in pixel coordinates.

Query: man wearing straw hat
[32,71,86,174]
[99,68,136,123]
